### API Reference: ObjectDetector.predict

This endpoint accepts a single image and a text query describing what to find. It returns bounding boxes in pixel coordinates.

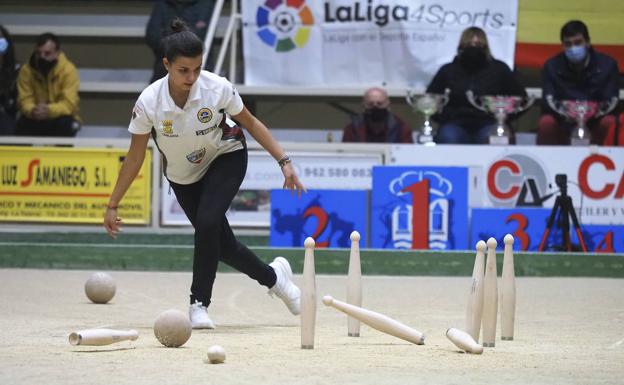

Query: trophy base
[489,135,509,145]
[417,135,435,145]
[571,138,590,146]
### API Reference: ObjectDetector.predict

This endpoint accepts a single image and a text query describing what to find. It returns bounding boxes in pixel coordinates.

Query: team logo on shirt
[195,125,218,136]
[197,108,213,123]
[132,104,143,120]
[186,148,206,164]
[161,120,178,137]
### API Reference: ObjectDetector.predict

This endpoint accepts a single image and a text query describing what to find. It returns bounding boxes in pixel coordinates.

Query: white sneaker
[268,257,301,315]
[189,301,215,329]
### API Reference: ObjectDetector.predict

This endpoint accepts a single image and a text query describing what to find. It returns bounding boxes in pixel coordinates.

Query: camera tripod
[538,174,588,252]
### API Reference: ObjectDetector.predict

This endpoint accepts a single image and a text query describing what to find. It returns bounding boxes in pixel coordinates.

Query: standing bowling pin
[446,327,483,354]
[301,237,316,349]
[347,231,362,337]
[500,234,516,341]
[465,240,486,342]
[68,329,138,346]
[481,237,498,347]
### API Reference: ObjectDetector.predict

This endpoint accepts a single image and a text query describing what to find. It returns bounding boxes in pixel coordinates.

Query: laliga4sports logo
[256,0,314,52]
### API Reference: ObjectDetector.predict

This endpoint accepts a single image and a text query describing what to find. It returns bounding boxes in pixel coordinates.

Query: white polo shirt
[129,71,245,184]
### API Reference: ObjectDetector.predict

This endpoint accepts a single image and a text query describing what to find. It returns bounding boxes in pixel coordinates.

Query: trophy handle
[517,95,536,113]
[596,97,618,117]
[546,95,567,116]
[406,89,418,108]
[439,88,450,111]
[466,90,488,113]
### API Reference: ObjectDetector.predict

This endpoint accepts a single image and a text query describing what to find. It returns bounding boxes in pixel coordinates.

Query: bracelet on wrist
[106,205,118,210]
[277,156,291,168]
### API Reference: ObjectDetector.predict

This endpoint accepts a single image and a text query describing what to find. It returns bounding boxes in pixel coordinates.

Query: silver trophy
[467,91,535,145]
[546,96,618,146]
[406,88,450,145]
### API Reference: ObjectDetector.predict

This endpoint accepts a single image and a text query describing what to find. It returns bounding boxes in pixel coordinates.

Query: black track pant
[169,149,276,306]
[16,115,78,137]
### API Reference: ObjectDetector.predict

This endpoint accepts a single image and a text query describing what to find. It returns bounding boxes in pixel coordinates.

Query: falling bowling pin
[465,240,485,342]
[446,327,483,354]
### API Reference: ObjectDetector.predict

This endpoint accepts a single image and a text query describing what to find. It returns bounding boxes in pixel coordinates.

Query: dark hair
[560,20,590,42]
[0,24,16,73]
[162,18,203,62]
[457,26,493,61]
[36,32,60,50]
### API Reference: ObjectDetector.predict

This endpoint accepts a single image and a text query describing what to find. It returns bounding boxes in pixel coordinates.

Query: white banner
[242,0,518,89]
[161,150,382,227]
[390,144,624,225]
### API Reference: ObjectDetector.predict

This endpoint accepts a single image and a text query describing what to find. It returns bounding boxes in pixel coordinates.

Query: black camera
[555,174,567,189]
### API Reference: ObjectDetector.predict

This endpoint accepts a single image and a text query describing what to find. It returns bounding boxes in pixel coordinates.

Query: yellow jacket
[17,52,80,120]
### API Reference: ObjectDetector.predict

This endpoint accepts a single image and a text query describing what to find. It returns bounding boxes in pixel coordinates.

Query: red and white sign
[390,144,624,225]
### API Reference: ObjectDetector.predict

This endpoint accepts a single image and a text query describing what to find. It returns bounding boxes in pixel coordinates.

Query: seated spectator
[146,0,216,83]
[603,112,623,146]
[426,27,526,144]
[538,20,619,145]
[16,33,80,137]
[342,87,413,143]
[0,25,18,135]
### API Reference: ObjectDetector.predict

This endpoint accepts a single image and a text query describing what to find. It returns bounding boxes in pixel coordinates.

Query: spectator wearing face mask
[342,87,413,143]
[426,27,526,144]
[537,20,619,145]
[0,24,18,135]
[16,33,80,137]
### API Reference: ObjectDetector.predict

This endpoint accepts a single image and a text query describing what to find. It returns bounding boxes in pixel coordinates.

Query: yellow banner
[0,146,151,224]
[518,0,624,44]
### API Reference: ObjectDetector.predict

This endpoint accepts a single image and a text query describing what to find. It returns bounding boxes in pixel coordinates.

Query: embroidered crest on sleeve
[132,104,144,120]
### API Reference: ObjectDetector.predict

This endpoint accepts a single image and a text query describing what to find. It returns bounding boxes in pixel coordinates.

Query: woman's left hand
[281,162,306,197]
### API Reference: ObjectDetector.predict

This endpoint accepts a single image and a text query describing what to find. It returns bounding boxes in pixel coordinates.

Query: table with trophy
[466,91,535,145]
[546,95,618,146]
[406,89,449,145]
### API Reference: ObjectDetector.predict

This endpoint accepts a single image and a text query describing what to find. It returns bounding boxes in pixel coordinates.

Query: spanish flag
[516,0,624,71]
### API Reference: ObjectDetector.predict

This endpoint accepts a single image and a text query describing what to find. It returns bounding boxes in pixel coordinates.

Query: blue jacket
[542,48,619,113]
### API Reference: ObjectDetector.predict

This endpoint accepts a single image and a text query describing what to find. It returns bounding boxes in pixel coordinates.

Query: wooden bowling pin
[347,231,362,337]
[301,237,316,349]
[465,240,486,342]
[322,295,425,345]
[68,329,138,346]
[481,237,498,347]
[500,234,516,341]
[446,327,483,354]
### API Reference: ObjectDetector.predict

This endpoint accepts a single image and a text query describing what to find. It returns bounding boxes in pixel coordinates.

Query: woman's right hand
[103,208,123,239]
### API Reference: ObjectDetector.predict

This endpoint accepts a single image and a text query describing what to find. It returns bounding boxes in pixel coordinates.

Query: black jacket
[541,48,619,113]
[0,67,17,115]
[426,57,526,124]
[146,0,216,57]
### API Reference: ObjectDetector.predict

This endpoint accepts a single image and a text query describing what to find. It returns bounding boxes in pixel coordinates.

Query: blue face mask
[0,38,8,54]
[565,45,587,63]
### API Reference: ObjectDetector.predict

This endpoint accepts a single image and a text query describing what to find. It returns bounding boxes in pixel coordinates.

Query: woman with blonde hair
[426,27,526,144]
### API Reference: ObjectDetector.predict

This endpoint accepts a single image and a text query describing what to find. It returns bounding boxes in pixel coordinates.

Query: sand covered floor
[0,269,622,385]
